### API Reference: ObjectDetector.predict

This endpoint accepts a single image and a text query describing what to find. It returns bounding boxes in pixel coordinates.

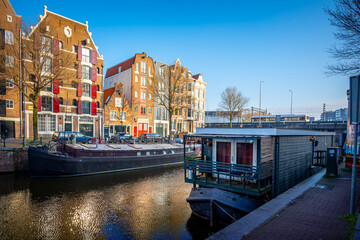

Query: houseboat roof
[193,128,335,137]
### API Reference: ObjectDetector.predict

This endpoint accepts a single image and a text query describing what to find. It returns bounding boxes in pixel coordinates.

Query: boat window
[236,143,253,165]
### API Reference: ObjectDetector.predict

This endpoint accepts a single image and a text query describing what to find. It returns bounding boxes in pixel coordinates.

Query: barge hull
[186,187,263,224]
[29,147,184,177]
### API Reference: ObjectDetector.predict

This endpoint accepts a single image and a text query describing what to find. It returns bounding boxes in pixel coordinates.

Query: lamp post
[289,90,293,115]
[259,81,264,126]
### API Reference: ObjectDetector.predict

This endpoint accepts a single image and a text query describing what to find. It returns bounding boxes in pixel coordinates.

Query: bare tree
[0,19,75,140]
[218,87,249,128]
[325,0,360,75]
[151,60,186,138]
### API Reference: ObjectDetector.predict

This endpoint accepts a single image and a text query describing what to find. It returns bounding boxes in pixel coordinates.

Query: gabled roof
[105,57,135,78]
[193,74,200,80]
[103,88,115,105]
[3,0,21,17]
[27,6,101,58]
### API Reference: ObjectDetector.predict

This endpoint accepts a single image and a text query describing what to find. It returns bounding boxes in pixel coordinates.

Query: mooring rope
[212,200,237,222]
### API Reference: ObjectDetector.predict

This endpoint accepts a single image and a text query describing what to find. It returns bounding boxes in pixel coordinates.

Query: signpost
[349,76,360,215]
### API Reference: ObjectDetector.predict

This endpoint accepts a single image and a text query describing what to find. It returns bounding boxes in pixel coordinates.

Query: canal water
[0,165,225,240]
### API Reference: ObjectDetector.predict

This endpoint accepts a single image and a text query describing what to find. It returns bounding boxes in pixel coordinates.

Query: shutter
[92,67,97,82]
[52,39,59,55]
[53,97,60,113]
[92,50,97,65]
[34,32,41,50]
[77,82,82,97]
[53,79,60,94]
[53,58,59,74]
[0,28,5,50]
[37,96,41,112]
[0,55,5,72]
[0,99,6,117]
[77,45,82,61]
[77,64,82,79]
[77,100,82,114]
[91,84,97,99]
[0,81,6,95]
[91,102,96,116]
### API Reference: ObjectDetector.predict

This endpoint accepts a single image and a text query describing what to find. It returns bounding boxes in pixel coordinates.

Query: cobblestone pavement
[244,164,360,240]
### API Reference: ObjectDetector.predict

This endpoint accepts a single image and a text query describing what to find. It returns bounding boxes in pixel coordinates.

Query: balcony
[184,158,271,196]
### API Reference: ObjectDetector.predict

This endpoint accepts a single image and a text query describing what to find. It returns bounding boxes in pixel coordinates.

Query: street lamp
[289,90,293,115]
[259,81,264,126]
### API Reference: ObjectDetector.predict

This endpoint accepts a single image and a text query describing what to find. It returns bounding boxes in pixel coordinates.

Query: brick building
[23,6,104,138]
[103,82,132,138]
[168,59,206,135]
[0,0,22,138]
[104,52,155,137]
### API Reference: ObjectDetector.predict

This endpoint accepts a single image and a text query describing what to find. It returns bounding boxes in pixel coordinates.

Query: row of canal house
[0,0,207,139]
[103,57,207,138]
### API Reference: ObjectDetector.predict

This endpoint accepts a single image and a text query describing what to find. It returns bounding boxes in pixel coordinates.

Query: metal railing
[184,158,268,196]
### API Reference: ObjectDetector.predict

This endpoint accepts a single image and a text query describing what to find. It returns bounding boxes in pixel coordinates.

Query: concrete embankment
[207,168,326,240]
[0,148,28,173]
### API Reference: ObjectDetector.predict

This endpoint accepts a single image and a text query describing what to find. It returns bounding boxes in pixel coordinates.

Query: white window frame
[135,75,138,82]
[120,111,126,121]
[141,76,146,87]
[115,97,123,107]
[5,56,14,67]
[110,110,117,121]
[141,61,147,73]
[5,30,14,45]
[6,100,14,109]
[82,48,91,63]
[82,66,91,80]
[41,57,52,72]
[82,83,91,97]
[135,91,138,98]
[38,114,56,132]
[6,79,14,88]
[41,36,52,52]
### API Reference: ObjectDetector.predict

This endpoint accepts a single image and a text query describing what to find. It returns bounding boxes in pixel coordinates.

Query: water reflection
[0,166,224,240]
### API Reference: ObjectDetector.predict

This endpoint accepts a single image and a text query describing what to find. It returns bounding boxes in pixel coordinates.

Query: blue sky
[12,0,347,119]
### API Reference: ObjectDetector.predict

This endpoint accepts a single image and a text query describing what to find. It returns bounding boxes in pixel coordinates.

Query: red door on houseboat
[216,142,231,163]
[236,143,253,165]
[133,126,138,137]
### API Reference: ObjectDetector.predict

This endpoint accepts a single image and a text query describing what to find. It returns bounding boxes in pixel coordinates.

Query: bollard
[40,137,43,145]
[96,137,99,148]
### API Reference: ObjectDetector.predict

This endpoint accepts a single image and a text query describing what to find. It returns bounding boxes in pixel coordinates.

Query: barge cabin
[184,128,335,224]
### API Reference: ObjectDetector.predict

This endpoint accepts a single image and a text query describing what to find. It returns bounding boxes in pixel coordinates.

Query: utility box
[327,147,339,176]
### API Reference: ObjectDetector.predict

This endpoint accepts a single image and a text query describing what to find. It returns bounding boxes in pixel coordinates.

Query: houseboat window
[216,142,231,163]
[236,143,253,165]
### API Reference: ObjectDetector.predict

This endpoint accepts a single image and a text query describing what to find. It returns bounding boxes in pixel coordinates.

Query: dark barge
[183,128,335,224]
[29,143,197,177]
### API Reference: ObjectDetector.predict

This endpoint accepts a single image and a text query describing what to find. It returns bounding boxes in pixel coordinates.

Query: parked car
[139,133,164,143]
[110,133,136,143]
[52,132,103,144]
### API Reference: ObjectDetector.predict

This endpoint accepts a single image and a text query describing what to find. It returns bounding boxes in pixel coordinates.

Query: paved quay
[208,163,360,240]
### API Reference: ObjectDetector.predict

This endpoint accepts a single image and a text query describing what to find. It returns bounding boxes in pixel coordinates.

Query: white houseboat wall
[184,128,335,224]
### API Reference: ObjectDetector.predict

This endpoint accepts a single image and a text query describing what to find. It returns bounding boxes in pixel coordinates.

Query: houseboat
[183,128,335,224]
[29,143,198,177]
